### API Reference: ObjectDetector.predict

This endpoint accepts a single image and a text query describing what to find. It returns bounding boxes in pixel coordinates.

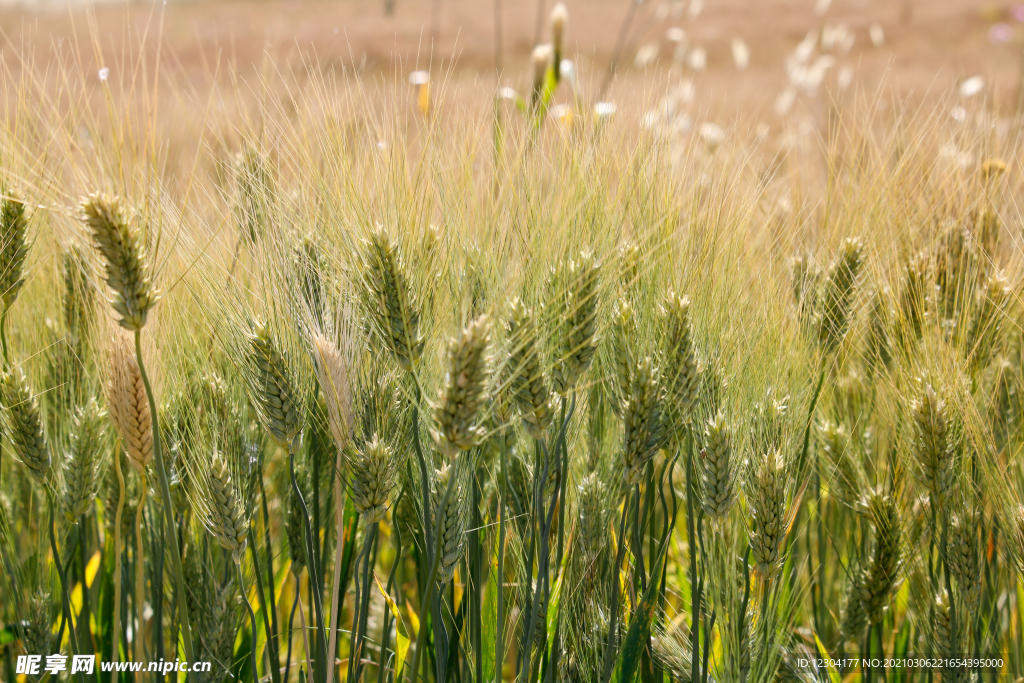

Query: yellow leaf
[85,550,101,588]
[71,582,83,613]
[406,602,420,636]
[375,573,410,681]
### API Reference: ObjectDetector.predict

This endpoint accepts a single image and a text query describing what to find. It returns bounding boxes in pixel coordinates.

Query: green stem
[238,559,262,683]
[495,431,508,683]
[78,517,94,655]
[49,493,84,683]
[290,449,329,683]
[261,484,283,683]
[249,527,281,683]
[133,329,196,672]
[408,467,459,683]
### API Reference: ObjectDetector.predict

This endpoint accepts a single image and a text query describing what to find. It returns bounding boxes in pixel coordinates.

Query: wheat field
[0,2,1022,683]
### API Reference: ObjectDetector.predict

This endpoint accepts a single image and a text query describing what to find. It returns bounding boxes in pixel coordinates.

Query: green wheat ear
[62,398,107,521]
[361,226,424,373]
[350,433,398,523]
[815,236,864,352]
[549,251,601,395]
[78,193,158,332]
[432,462,468,585]
[246,319,303,450]
[431,315,492,458]
[700,411,735,522]
[748,448,788,580]
[205,451,249,563]
[661,290,699,435]
[621,355,663,486]
[910,382,954,508]
[1,365,50,483]
[948,506,981,611]
[854,489,901,625]
[0,190,30,309]
[505,298,553,438]
[608,296,636,417]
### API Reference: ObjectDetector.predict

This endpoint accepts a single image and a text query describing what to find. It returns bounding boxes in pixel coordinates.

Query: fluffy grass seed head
[910,382,954,507]
[350,434,398,523]
[78,193,158,332]
[622,356,664,486]
[550,3,568,56]
[1,365,50,483]
[106,330,153,474]
[701,411,735,521]
[749,448,788,580]
[62,398,107,520]
[505,299,554,438]
[0,190,30,309]
[531,44,553,102]
[432,315,492,458]
[816,237,864,352]
[361,226,424,373]
[549,251,601,395]
[245,320,303,450]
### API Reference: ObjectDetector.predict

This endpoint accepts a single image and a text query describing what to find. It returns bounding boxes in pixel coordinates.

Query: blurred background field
[0,0,1019,124]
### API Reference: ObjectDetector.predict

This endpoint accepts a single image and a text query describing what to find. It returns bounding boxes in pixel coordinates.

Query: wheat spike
[621,356,664,486]
[313,334,354,451]
[106,330,153,474]
[749,449,788,580]
[910,383,954,508]
[700,411,735,521]
[854,490,901,624]
[840,559,867,642]
[505,298,554,438]
[62,398,107,521]
[204,452,249,562]
[246,320,303,449]
[432,462,468,585]
[0,191,30,309]
[661,291,700,433]
[350,434,397,523]
[575,472,608,571]
[816,237,864,352]
[78,193,158,332]
[948,508,982,611]
[934,589,965,683]
[431,315,492,457]
[1,365,49,482]
[550,251,601,395]
[361,226,424,373]
[608,297,636,417]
